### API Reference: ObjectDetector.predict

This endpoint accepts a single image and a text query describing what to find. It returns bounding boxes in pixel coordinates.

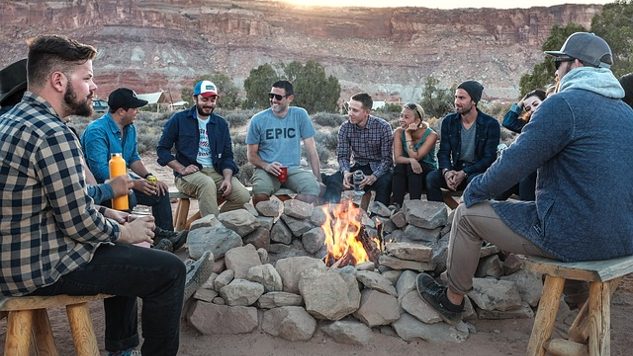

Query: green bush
[314,130,338,151]
[311,112,346,127]
[232,143,248,167]
[237,163,255,186]
[221,109,255,128]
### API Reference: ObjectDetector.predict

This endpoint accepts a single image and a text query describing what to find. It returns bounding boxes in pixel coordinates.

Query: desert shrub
[237,163,255,186]
[376,103,402,114]
[232,143,248,167]
[221,109,254,128]
[314,130,338,151]
[232,132,247,145]
[311,112,346,127]
[316,145,331,165]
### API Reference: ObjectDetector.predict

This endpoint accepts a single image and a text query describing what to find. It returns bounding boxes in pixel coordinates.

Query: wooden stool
[523,255,633,356]
[0,293,111,356]
[359,191,372,212]
[441,188,462,209]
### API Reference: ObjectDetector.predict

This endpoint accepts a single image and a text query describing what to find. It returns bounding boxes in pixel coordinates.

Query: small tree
[591,0,633,77]
[181,73,242,109]
[243,63,279,109]
[420,76,454,119]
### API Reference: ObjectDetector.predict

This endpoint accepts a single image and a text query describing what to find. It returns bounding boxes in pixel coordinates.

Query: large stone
[400,290,442,324]
[275,256,327,293]
[475,254,504,279]
[392,313,469,343]
[386,242,433,262]
[280,214,313,237]
[256,216,275,231]
[476,301,535,319]
[353,289,400,327]
[270,219,293,244]
[379,255,435,271]
[402,200,448,229]
[310,207,328,226]
[187,302,258,335]
[247,263,283,292]
[214,269,234,291]
[321,320,372,345]
[396,270,417,303]
[217,209,260,237]
[242,202,259,217]
[301,227,325,254]
[224,244,262,279]
[256,291,303,309]
[255,199,282,217]
[187,225,242,260]
[355,270,397,296]
[403,224,442,242]
[368,200,391,217]
[468,278,523,311]
[189,214,221,230]
[283,199,314,219]
[261,306,317,341]
[219,279,265,306]
[390,210,407,228]
[500,269,543,307]
[243,227,270,251]
[299,268,361,320]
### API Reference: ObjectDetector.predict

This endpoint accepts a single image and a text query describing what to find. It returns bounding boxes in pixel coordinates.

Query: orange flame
[321,200,376,266]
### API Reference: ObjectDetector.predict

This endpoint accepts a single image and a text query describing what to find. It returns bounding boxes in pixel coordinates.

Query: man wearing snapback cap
[158,80,249,217]
[82,88,187,251]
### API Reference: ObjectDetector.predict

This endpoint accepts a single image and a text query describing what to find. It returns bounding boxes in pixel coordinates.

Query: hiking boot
[184,250,214,301]
[415,272,464,325]
[153,238,173,252]
[155,228,189,251]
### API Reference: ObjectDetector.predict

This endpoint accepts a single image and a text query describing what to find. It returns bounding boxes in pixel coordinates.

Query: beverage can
[147,175,157,184]
[353,170,365,195]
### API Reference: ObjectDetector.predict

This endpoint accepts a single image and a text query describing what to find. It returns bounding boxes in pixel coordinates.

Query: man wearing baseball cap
[425,80,500,204]
[416,32,633,324]
[157,80,250,218]
[82,88,188,251]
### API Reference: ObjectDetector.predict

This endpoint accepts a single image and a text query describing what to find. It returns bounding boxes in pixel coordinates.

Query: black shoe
[155,228,188,252]
[153,238,173,252]
[415,273,464,325]
[184,251,214,301]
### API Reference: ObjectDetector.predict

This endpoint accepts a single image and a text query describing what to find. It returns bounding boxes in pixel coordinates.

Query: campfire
[320,200,383,267]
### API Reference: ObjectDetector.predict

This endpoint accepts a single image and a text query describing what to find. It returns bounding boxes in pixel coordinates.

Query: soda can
[147,176,157,184]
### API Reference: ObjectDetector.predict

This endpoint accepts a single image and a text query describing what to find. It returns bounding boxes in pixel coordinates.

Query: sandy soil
[2,155,632,355]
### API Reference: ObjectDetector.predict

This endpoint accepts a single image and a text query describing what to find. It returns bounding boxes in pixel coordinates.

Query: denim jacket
[437,109,500,175]
[157,106,238,177]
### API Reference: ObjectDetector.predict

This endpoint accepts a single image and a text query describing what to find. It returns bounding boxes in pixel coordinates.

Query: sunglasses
[554,57,575,70]
[268,93,288,101]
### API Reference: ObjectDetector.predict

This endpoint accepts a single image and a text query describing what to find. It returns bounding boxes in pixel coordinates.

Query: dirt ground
[2,155,633,355]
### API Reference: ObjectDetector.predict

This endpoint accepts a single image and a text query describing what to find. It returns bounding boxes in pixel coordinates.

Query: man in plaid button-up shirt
[0,34,185,356]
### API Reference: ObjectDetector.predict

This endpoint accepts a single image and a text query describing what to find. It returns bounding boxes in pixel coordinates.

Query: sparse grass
[311,112,346,127]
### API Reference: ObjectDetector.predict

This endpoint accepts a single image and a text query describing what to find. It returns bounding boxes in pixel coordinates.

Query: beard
[64,82,93,117]
[196,104,214,117]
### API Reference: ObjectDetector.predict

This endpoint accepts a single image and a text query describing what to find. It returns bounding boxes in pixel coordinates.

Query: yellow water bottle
[109,153,129,210]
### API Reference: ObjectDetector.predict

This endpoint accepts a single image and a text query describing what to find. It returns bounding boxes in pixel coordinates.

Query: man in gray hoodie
[416,32,633,324]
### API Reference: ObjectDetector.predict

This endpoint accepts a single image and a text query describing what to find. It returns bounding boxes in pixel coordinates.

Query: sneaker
[152,238,173,252]
[107,349,141,356]
[155,228,188,252]
[184,250,214,301]
[415,273,464,325]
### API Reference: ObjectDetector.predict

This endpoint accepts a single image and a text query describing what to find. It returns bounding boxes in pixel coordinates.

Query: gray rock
[400,290,442,324]
[261,306,316,341]
[386,242,433,262]
[475,254,504,279]
[187,225,242,260]
[193,288,218,303]
[310,207,328,226]
[275,256,327,293]
[301,227,325,254]
[188,302,258,334]
[500,269,543,307]
[256,216,275,231]
[256,291,303,309]
[299,268,361,320]
[224,244,262,279]
[381,270,403,285]
[403,224,442,242]
[284,199,314,219]
[476,301,535,319]
[247,263,283,292]
[468,278,522,311]
[502,253,524,275]
[392,313,469,343]
[355,270,397,296]
[268,242,293,254]
[321,320,372,345]
[280,214,313,237]
[257,248,269,264]
[396,270,418,304]
[270,219,293,244]
[243,227,270,251]
[368,200,391,217]
[255,200,282,218]
[242,202,259,217]
[189,214,221,230]
[376,216,397,234]
[402,200,448,229]
[214,269,234,292]
[217,209,260,237]
[219,278,265,306]
[379,255,435,271]
[353,289,400,327]
[390,210,407,228]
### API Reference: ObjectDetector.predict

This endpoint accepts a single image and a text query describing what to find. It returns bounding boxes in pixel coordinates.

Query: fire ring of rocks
[184,193,544,345]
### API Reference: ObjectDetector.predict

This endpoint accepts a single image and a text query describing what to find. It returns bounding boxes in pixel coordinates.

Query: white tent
[137,92,168,112]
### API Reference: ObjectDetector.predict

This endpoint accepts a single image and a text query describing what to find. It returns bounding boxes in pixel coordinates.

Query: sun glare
[277,0,609,10]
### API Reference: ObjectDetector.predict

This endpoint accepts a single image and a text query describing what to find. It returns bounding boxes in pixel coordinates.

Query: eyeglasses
[554,57,575,70]
[268,93,287,101]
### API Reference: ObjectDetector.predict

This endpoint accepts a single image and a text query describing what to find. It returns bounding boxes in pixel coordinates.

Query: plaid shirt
[0,92,120,296]
[337,115,394,178]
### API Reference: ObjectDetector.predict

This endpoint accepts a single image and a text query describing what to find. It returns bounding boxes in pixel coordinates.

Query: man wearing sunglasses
[415,32,633,325]
[246,80,322,207]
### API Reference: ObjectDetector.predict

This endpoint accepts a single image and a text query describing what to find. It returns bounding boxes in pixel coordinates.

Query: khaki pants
[446,201,554,295]
[175,167,250,217]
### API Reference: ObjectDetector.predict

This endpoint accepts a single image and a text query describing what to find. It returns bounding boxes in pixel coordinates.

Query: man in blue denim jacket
[157,81,249,217]
[425,80,500,203]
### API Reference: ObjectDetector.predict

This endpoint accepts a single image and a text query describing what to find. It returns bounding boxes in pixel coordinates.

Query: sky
[278,0,609,9]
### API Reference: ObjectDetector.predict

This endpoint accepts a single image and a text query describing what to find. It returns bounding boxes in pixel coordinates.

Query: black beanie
[457,81,484,104]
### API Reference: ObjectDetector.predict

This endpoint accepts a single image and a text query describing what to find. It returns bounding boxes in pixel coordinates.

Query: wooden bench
[441,188,462,209]
[0,293,111,356]
[523,255,633,356]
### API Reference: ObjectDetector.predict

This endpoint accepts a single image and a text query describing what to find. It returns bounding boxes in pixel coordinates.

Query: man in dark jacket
[416,33,633,325]
[157,80,249,217]
[425,80,500,203]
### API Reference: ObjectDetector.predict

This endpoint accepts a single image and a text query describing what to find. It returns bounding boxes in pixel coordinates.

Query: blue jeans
[28,244,185,356]
[131,189,174,230]
[425,168,476,202]
[323,165,393,206]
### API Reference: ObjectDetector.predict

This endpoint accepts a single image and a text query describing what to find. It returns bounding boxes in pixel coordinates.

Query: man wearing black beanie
[425,80,500,204]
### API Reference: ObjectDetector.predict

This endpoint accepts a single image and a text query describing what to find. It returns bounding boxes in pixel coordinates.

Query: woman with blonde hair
[392,103,438,206]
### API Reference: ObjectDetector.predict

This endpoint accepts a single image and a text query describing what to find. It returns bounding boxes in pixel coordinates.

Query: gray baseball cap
[545,32,613,68]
